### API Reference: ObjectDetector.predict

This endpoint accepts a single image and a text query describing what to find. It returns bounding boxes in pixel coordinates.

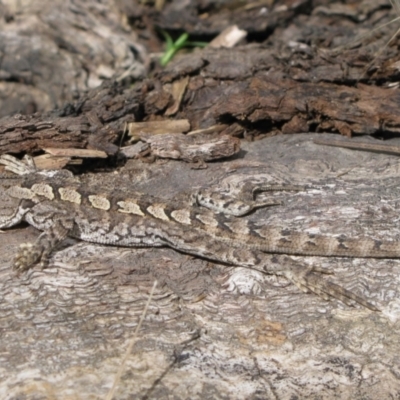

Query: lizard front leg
[14,215,74,271]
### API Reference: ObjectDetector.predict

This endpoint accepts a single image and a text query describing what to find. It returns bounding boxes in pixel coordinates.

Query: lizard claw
[283,263,380,311]
[0,154,37,175]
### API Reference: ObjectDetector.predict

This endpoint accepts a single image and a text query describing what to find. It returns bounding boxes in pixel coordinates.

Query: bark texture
[1,0,400,398]
[1,134,400,399]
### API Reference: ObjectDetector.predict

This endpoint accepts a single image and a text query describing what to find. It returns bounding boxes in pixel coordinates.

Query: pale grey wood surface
[1,133,400,399]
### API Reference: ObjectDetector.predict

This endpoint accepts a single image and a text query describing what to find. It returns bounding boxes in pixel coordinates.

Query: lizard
[1,154,394,311]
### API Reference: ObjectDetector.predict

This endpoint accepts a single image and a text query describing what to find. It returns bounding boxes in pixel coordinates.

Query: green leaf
[159,31,209,66]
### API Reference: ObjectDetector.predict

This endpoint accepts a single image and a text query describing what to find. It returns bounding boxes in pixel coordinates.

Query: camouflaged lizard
[1,154,396,311]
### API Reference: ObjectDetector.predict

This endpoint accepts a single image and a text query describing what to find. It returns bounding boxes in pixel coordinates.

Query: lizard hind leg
[281,261,380,311]
[13,217,73,271]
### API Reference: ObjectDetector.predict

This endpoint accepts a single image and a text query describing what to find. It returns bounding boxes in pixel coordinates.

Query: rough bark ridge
[0,0,146,117]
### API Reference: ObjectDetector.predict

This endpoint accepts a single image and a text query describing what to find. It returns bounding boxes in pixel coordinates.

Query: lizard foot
[13,242,47,271]
[0,154,37,175]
